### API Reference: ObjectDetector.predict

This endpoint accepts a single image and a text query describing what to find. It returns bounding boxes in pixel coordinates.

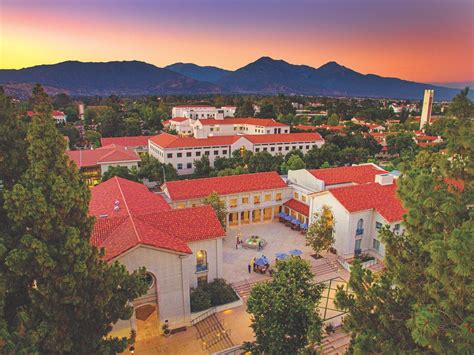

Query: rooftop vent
[375,174,394,186]
[99,214,108,219]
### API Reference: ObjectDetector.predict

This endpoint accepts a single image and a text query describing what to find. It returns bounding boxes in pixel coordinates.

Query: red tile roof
[309,164,387,186]
[329,182,405,222]
[100,136,150,148]
[66,144,140,168]
[243,132,323,144]
[315,124,345,131]
[283,199,309,216]
[163,172,287,201]
[198,118,288,127]
[294,124,318,131]
[170,117,189,122]
[90,177,225,260]
[27,110,65,117]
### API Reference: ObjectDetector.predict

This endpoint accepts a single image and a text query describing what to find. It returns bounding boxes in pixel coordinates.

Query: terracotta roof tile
[100,136,150,148]
[164,172,287,201]
[283,198,309,216]
[243,132,323,144]
[309,165,387,185]
[66,144,139,168]
[329,182,405,222]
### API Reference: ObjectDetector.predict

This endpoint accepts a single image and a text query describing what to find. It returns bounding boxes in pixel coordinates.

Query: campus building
[100,135,150,153]
[171,105,236,119]
[66,144,140,186]
[148,132,324,175]
[161,172,290,227]
[90,177,225,336]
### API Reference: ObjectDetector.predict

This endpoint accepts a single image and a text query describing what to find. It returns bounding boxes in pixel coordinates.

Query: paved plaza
[223,221,335,284]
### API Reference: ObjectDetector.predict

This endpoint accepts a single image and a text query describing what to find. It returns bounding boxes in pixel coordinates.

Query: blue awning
[284,215,293,221]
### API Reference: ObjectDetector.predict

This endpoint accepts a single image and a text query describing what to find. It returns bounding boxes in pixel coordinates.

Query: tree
[256,104,277,118]
[235,100,255,117]
[327,113,339,126]
[97,107,123,137]
[244,257,324,353]
[194,155,213,178]
[203,192,227,229]
[305,205,335,256]
[335,89,473,353]
[386,133,417,156]
[2,85,148,353]
[248,151,282,173]
[58,124,80,148]
[280,154,306,174]
[102,166,139,182]
[137,155,177,184]
[448,87,473,120]
[123,113,142,136]
[84,130,102,148]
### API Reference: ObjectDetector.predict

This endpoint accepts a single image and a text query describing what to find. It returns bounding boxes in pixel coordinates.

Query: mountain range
[0,57,467,100]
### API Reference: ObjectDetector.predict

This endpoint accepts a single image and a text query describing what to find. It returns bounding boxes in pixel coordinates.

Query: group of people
[248,255,270,274]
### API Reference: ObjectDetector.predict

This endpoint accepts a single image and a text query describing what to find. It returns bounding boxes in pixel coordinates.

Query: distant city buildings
[171,105,236,119]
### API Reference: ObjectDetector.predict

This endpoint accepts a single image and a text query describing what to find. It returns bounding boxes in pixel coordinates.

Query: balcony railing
[196,263,208,273]
[356,228,364,236]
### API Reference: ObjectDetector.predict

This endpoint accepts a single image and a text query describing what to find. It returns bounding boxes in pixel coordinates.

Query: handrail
[197,319,225,339]
[191,306,217,326]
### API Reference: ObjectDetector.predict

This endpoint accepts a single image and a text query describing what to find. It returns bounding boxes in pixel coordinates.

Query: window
[302,195,307,203]
[354,239,362,253]
[177,163,183,170]
[177,202,186,209]
[177,152,182,158]
[294,191,299,200]
[376,221,383,229]
[253,195,260,204]
[356,219,364,235]
[275,192,282,201]
[196,151,201,157]
[263,147,267,151]
[186,152,192,157]
[229,198,237,208]
[143,273,155,289]
[270,147,275,152]
[299,145,303,150]
[196,250,208,272]
[373,239,380,251]
[210,127,214,132]
[242,196,249,204]
[187,163,192,169]
[205,151,210,156]
[214,150,219,155]
[167,153,172,158]
[264,194,271,202]
[222,150,227,155]
[278,147,282,151]
[306,145,310,149]
[285,146,289,151]
[256,148,260,152]
[394,224,400,231]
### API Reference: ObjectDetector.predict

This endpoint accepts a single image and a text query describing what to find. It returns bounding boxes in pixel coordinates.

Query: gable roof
[329,182,405,222]
[149,133,240,148]
[163,172,287,201]
[90,177,225,260]
[67,144,140,168]
[309,164,387,186]
[198,118,288,127]
[243,132,323,144]
[283,198,309,216]
[100,136,150,148]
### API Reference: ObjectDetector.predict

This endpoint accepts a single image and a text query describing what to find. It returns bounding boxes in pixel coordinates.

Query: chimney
[375,174,394,185]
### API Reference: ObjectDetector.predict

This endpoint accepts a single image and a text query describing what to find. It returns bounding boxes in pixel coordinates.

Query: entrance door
[135,304,160,340]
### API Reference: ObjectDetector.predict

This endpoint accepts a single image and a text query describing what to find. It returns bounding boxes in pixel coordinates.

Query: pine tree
[335,89,473,353]
[2,85,147,353]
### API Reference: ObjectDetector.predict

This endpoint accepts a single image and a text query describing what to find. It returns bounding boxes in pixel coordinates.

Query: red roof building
[90,177,225,260]
[163,171,287,201]
[100,136,151,151]
[309,164,388,186]
[67,144,140,168]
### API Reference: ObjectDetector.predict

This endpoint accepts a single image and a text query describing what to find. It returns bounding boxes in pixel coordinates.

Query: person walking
[252,257,256,272]
[248,263,251,274]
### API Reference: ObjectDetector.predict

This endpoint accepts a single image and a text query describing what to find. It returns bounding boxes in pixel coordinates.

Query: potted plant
[325,323,336,335]
[162,320,171,337]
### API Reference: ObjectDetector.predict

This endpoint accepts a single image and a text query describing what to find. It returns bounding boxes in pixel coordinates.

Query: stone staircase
[320,328,351,354]
[310,259,339,277]
[194,314,234,354]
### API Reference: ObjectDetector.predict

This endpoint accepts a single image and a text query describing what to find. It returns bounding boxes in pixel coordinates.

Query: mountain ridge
[0,57,467,100]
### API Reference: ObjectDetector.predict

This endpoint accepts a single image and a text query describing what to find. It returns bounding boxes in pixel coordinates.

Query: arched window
[143,272,155,289]
[196,250,208,272]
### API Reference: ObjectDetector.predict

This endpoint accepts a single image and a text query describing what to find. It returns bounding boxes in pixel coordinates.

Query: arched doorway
[135,304,160,340]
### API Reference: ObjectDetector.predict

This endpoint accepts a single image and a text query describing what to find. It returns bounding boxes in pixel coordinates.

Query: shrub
[190,287,211,312]
[205,279,239,306]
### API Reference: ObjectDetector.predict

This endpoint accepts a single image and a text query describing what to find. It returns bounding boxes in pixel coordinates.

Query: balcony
[196,263,209,273]
[356,228,364,236]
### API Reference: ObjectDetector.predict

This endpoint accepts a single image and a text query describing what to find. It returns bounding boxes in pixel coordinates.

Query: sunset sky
[1,0,473,83]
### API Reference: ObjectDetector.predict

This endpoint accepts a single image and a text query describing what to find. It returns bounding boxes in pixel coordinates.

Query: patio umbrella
[276,252,289,260]
[278,212,287,218]
[284,215,293,221]
[255,257,268,266]
[291,219,300,225]
[301,223,308,230]
[289,249,303,256]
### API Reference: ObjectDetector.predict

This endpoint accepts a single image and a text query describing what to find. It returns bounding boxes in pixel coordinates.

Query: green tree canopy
[194,155,213,178]
[245,257,324,353]
[280,154,306,174]
[203,192,227,229]
[327,113,340,126]
[102,166,139,182]
[305,205,335,256]
[248,151,283,173]
[1,85,147,353]
[137,155,178,184]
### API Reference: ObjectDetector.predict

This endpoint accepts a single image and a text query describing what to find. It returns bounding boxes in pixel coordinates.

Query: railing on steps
[196,318,225,339]
[202,328,232,350]
[192,306,217,327]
